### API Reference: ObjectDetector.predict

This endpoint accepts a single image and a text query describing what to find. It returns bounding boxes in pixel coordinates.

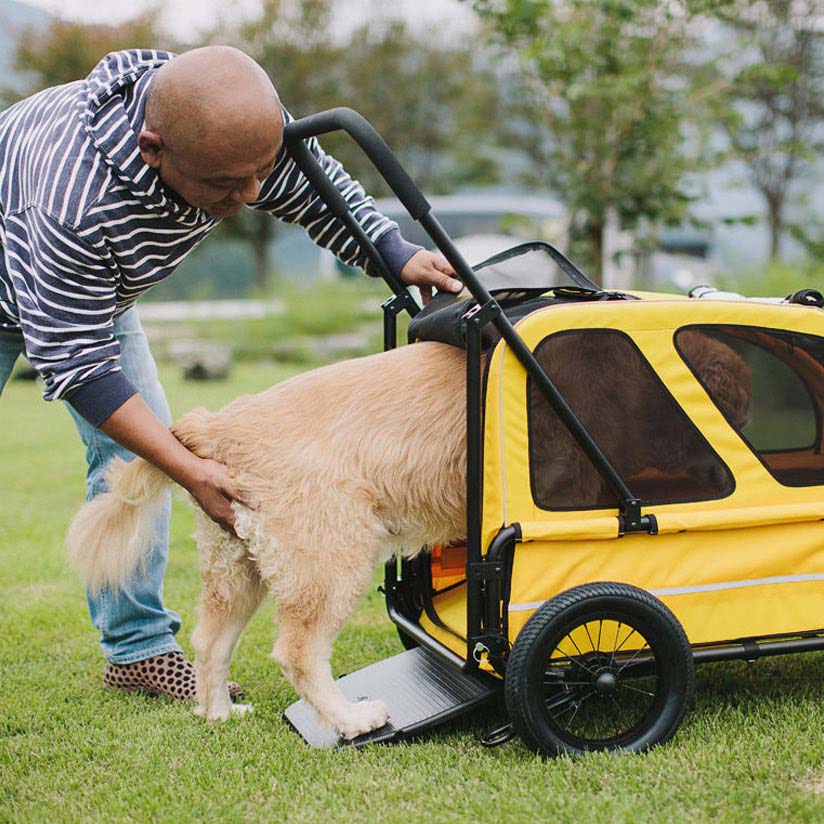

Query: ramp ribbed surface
[283,647,500,748]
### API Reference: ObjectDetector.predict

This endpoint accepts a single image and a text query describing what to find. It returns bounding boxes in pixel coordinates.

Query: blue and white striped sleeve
[250,116,421,277]
[6,208,136,424]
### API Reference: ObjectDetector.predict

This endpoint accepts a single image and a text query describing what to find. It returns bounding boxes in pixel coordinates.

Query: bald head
[146,46,281,157]
[138,47,284,217]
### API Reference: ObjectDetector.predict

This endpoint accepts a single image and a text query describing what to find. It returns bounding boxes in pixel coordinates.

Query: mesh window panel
[676,325,824,487]
[528,330,735,509]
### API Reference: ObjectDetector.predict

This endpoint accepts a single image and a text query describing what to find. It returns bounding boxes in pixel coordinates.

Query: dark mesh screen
[528,330,735,509]
[676,325,824,487]
[472,242,598,292]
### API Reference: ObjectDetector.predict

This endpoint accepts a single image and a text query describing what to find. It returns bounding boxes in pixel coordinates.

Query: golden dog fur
[67,332,749,739]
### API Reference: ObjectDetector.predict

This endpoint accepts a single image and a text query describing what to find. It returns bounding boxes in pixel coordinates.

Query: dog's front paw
[195,702,252,721]
[336,699,390,740]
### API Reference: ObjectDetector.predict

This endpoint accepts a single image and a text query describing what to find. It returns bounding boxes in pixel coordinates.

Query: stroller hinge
[468,560,504,581]
[619,499,658,535]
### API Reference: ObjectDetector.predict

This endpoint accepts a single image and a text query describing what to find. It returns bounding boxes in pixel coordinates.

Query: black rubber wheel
[505,582,694,757]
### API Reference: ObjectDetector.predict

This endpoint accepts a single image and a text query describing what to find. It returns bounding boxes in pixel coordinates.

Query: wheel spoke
[610,626,639,666]
[549,648,597,676]
[619,681,656,698]
[564,694,589,728]
[617,643,652,674]
[614,627,639,655]
[546,691,580,713]
[583,621,598,655]
[567,633,590,662]
[607,622,623,666]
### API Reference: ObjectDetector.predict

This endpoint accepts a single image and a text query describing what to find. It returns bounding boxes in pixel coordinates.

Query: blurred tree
[469,0,720,282]
[218,0,501,290]
[3,11,174,104]
[714,0,824,260]
[327,19,499,196]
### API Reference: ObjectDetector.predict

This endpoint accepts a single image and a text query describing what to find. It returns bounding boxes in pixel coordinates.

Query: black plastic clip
[480,722,515,748]
[382,292,418,350]
[467,561,503,582]
[787,288,824,308]
[381,292,417,316]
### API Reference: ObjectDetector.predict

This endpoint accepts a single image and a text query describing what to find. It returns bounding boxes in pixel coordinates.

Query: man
[0,46,461,699]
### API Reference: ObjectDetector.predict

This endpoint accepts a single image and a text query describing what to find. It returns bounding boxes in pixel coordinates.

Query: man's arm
[99,394,249,533]
[9,209,246,532]
[251,108,462,296]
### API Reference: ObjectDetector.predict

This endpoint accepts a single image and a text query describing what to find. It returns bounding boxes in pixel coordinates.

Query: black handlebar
[285,108,431,220]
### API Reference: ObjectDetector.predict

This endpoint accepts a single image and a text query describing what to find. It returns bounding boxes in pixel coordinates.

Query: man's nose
[231,177,262,203]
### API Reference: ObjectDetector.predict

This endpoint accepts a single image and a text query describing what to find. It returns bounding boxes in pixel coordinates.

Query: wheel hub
[594,670,619,694]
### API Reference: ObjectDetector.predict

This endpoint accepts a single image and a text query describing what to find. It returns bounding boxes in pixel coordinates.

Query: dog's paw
[336,699,390,740]
[194,702,251,721]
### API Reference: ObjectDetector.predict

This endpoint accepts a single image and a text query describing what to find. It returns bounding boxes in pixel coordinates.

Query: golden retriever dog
[69,342,467,738]
[66,330,750,739]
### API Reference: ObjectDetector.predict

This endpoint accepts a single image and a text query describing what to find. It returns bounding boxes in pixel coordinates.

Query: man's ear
[138,129,164,169]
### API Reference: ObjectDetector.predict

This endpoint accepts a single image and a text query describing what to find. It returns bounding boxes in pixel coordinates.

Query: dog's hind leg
[270,546,390,740]
[192,538,265,721]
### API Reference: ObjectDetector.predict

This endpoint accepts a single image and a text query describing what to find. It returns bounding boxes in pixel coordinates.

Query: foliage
[145,278,392,366]
[228,0,500,197]
[712,0,824,260]
[468,0,718,279]
[2,10,175,105]
[718,256,824,299]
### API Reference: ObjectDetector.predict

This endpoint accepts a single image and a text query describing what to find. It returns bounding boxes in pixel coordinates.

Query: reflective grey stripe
[648,573,824,597]
[508,573,824,612]
[509,600,549,612]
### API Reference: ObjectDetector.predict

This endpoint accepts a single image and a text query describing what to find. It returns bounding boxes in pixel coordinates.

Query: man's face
[155,142,281,218]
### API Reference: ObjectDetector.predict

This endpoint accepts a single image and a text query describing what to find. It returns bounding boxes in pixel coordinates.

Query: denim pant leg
[0,329,23,394]
[63,308,183,664]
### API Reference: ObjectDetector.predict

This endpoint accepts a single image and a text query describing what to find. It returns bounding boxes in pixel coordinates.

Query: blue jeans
[0,309,183,663]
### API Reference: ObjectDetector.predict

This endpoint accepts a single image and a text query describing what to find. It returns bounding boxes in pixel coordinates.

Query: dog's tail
[67,457,171,592]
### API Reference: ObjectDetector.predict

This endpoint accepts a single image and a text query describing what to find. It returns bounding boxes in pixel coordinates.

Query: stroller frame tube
[283,109,653,671]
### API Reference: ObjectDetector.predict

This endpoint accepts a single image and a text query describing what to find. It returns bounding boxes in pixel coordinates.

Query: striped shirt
[0,49,418,425]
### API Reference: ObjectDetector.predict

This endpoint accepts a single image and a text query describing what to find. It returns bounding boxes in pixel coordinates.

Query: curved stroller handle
[285,108,431,221]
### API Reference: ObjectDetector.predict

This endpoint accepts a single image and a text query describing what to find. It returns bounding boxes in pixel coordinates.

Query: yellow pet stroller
[282,110,824,757]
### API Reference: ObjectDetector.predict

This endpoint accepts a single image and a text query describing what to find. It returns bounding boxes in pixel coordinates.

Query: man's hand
[180,457,255,535]
[99,394,254,535]
[399,250,463,305]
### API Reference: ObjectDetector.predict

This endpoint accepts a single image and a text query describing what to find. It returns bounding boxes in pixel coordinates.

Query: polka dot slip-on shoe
[104,650,243,701]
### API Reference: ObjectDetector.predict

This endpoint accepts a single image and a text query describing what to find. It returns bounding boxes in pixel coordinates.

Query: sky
[19,0,474,38]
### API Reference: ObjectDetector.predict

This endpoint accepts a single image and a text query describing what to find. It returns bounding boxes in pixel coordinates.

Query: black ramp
[283,646,501,748]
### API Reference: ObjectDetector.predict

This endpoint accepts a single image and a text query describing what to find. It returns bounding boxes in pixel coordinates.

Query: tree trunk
[587,219,604,285]
[766,190,783,261]
[251,211,274,293]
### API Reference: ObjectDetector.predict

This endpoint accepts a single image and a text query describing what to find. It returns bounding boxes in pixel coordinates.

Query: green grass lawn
[4,360,824,823]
